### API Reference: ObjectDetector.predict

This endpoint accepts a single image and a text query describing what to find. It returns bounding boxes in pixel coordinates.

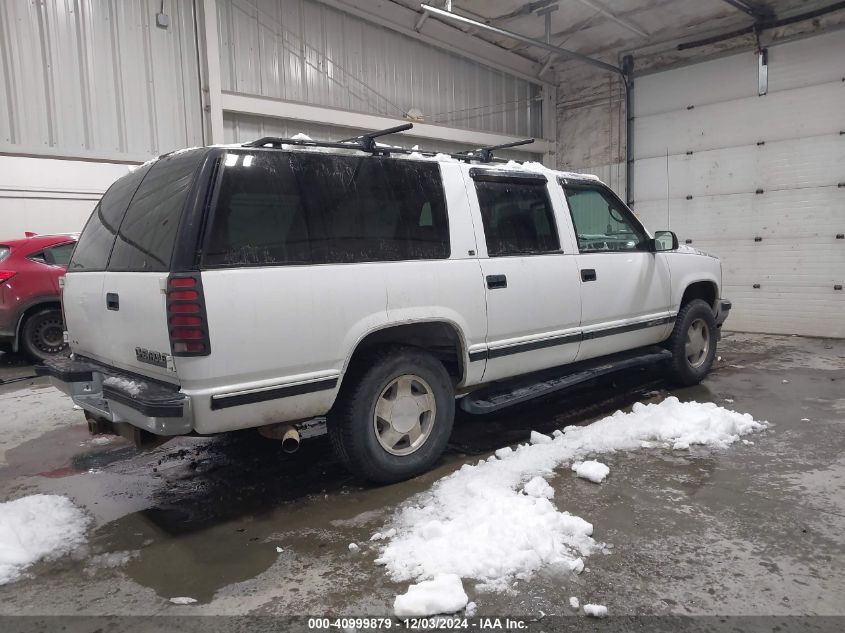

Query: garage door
[632,31,844,338]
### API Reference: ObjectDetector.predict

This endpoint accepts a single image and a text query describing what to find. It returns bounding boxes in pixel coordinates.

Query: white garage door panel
[632,200,670,233]
[633,33,844,336]
[701,241,844,286]
[634,134,844,202]
[635,30,845,118]
[722,288,844,338]
[766,31,845,93]
[634,81,845,159]
[636,55,758,117]
[635,188,843,241]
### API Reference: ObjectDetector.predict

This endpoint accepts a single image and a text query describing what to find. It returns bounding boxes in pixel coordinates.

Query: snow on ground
[393,574,468,617]
[375,397,767,613]
[0,494,90,585]
[169,597,198,605]
[0,387,79,467]
[569,596,580,609]
[523,476,554,499]
[584,604,608,618]
[571,460,610,483]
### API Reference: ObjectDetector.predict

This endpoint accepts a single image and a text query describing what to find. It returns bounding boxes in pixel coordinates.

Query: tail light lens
[0,271,16,284]
[167,274,210,356]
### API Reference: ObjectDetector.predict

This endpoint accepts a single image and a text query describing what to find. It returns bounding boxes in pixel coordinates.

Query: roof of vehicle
[148,141,603,188]
[142,123,603,185]
[0,233,78,251]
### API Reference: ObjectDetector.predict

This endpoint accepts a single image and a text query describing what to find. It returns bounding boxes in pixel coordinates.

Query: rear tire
[664,299,717,386]
[328,346,455,484]
[20,308,69,363]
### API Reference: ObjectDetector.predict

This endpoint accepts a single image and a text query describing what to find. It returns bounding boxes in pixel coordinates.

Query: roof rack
[242,123,532,164]
[455,138,534,163]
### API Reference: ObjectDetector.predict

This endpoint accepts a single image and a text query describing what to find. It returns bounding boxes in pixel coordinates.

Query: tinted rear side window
[68,164,151,271]
[108,150,205,272]
[474,180,559,257]
[45,242,76,266]
[204,152,449,267]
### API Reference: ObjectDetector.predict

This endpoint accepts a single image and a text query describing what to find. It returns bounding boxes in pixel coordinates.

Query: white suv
[39,126,730,483]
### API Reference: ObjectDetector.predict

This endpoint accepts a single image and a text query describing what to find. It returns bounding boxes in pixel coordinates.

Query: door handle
[581,269,597,282]
[486,274,507,289]
[106,292,119,311]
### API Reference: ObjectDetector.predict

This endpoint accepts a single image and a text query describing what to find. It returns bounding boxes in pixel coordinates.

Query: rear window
[68,164,152,271]
[203,151,449,267]
[474,180,559,257]
[108,150,205,271]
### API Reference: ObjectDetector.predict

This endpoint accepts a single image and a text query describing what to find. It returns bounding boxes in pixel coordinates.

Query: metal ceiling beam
[720,0,775,21]
[420,3,624,77]
[572,0,649,38]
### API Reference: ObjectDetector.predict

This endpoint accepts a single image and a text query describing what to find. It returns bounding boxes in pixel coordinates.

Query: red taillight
[174,341,206,353]
[169,303,200,314]
[169,290,199,301]
[167,274,210,356]
[169,315,202,326]
[0,271,16,284]
[170,327,203,339]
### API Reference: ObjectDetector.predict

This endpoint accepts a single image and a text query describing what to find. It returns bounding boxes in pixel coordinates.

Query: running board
[460,347,672,415]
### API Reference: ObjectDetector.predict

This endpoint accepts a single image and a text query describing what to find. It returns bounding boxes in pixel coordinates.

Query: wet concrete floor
[0,332,843,623]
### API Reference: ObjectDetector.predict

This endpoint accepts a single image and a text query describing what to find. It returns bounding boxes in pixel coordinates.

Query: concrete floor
[1,333,844,629]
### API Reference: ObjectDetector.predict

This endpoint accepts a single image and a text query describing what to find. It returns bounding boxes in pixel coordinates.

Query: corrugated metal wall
[0,0,203,162]
[217,0,543,138]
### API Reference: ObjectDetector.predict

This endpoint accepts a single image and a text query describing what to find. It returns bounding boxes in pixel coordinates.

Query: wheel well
[347,322,465,384]
[681,282,717,310]
[15,301,62,348]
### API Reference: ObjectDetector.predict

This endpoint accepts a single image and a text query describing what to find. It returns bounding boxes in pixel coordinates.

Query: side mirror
[653,230,679,252]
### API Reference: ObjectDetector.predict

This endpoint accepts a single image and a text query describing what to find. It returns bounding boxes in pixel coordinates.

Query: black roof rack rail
[241,123,532,165]
[456,138,535,163]
[338,123,413,153]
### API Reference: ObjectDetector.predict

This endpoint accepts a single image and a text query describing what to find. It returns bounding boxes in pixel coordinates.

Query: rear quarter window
[68,164,152,271]
[203,152,449,267]
[108,150,206,272]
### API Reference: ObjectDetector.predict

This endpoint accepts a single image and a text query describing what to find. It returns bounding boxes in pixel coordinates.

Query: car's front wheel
[664,299,717,386]
[328,346,455,483]
[20,307,69,363]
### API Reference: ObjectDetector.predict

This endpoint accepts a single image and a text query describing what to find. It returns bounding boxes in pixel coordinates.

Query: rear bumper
[35,356,192,436]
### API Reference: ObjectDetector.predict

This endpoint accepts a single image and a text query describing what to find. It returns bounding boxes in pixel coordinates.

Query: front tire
[328,346,455,484]
[665,299,717,386]
[20,308,69,363]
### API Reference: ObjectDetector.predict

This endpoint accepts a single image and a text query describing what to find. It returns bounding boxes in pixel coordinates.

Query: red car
[0,233,77,361]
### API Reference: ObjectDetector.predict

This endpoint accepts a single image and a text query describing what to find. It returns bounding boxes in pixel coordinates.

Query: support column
[195,0,225,145]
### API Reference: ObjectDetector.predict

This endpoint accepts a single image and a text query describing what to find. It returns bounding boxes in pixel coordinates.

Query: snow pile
[393,574,468,617]
[569,596,580,609]
[169,597,197,605]
[584,604,608,618]
[572,460,610,483]
[523,476,554,499]
[0,495,90,584]
[376,398,766,600]
[102,376,143,397]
